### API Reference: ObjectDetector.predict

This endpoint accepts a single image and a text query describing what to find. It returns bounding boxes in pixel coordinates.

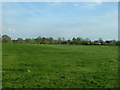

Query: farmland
[2,43,118,88]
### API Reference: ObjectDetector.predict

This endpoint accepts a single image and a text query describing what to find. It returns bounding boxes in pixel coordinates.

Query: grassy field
[2,43,118,88]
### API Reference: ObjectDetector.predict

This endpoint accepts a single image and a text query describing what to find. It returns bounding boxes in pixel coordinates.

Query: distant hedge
[1,35,120,45]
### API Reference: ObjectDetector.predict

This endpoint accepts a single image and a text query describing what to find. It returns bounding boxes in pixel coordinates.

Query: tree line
[1,35,120,45]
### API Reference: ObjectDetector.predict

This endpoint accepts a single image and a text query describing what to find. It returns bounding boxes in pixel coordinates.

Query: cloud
[73,2,102,9]
[2,27,16,33]
[94,0,102,3]
[82,2,102,9]
[48,2,64,8]
[2,0,119,2]
[8,28,16,33]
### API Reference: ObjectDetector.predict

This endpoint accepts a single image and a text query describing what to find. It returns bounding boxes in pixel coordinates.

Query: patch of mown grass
[2,43,118,88]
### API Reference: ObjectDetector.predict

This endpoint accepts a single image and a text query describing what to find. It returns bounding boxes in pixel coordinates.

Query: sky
[2,2,118,40]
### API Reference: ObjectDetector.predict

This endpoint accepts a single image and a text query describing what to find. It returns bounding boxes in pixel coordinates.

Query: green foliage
[2,35,12,43]
[2,43,118,88]
[16,38,23,43]
[35,36,42,44]
[2,35,120,45]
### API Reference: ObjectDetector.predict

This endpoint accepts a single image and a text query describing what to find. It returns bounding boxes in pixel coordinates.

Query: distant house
[96,42,101,45]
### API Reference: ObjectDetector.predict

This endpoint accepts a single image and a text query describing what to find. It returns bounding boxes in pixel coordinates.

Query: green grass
[2,43,118,88]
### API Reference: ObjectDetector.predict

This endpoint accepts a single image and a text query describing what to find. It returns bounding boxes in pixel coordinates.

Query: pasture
[2,43,118,88]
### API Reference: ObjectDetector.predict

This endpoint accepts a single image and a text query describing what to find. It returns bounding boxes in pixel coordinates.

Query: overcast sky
[2,2,118,40]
